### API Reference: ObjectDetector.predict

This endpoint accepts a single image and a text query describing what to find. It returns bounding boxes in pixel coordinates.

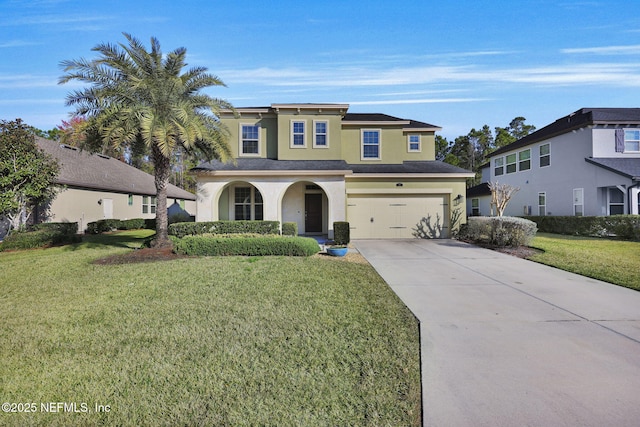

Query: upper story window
[540,144,550,167]
[241,124,260,155]
[407,135,421,152]
[625,130,640,152]
[313,121,328,148]
[494,157,504,176]
[361,129,381,160]
[291,121,306,148]
[506,153,517,174]
[519,149,531,171]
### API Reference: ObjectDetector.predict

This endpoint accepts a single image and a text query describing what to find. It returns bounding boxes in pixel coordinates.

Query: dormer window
[407,135,421,152]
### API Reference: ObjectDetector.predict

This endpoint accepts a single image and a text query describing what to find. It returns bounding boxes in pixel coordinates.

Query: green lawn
[528,233,640,290]
[0,231,421,426]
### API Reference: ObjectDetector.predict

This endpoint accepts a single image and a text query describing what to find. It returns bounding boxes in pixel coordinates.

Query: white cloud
[346,98,491,106]
[562,44,640,55]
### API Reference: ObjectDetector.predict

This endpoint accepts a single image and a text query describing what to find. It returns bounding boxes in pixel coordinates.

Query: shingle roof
[342,113,440,129]
[490,108,640,157]
[194,158,472,175]
[466,182,491,197]
[37,137,196,200]
[585,157,640,180]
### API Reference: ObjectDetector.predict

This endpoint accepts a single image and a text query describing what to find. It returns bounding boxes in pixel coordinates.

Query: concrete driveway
[354,239,640,427]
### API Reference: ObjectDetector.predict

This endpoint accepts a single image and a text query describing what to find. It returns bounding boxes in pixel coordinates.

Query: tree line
[436,117,536,186]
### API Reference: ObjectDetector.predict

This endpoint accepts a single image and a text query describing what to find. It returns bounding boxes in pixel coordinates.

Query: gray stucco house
[467,108,640,217]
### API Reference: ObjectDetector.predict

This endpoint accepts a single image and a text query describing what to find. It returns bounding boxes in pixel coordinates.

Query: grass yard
[0,230,421,426]
[528,233,640,291]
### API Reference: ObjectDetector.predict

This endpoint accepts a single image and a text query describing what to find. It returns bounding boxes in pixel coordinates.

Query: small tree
[488,181,519,217]
[0,119,60,233]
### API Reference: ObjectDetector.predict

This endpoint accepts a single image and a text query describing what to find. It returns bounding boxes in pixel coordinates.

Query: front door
[305,193,323,233]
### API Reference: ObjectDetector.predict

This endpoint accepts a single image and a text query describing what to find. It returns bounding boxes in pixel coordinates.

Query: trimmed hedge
[460,216,537,247]
[524,215,640,241]
[87,218,147,233]
[333,221,350,245]
[282,222,298,236]
[171,234,320,256]
[33,221,78,235]
[0,227,81,251]
[169,221,280,238]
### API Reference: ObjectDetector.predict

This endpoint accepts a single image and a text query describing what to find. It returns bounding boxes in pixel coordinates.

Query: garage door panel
[347,194,448,239]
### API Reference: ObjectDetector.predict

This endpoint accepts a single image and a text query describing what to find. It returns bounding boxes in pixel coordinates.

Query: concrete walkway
[354,239,640,427]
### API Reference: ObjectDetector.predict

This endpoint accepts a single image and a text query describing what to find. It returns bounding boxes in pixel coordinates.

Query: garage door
[347,194,448,239]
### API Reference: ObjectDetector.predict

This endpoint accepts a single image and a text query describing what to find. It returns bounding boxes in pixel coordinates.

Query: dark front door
[305,193,323,233]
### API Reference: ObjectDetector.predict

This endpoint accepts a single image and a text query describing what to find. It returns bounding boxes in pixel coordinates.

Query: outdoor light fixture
[454,194,464,206]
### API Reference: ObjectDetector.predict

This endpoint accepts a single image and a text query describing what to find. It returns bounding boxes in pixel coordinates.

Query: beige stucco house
[36,137,196,232]
[194,104,473,238]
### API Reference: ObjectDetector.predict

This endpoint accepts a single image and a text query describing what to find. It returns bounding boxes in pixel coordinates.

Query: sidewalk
[354,239,640,427]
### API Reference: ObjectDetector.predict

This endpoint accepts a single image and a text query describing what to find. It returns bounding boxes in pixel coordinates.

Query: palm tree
[59,33,233,247]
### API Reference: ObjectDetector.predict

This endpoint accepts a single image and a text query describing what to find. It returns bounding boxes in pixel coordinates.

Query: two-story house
[467,108,640,217]
[193,104,473,239]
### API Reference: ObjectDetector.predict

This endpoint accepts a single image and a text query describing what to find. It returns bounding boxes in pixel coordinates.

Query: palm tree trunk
[152,144,172,248]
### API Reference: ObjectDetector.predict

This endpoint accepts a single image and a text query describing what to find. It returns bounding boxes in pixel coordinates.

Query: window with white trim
[540,144,550,167]
[471,198,480,216]
[407,134,421,152]
[313,121,328,147]
[291,121,306,147]
[624,129,640,152]
[519,149,531,171]
[234,187,263,220]
[241,124,260,155]
[506,153,517,174]
[573,188,583,216]
[128,194,133,206]
[608,187,624,215]
[362,129,381,159]
[538,192,546,216]
[494,157,504,176]
[142,196,156,214]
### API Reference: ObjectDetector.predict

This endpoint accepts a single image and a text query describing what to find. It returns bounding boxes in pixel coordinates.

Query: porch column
[631,187,640,215]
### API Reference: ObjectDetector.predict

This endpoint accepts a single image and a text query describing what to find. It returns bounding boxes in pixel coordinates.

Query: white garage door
[347,194,449,239]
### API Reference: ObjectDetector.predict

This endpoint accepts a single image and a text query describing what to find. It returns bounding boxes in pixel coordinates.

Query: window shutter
[615,129,625,152]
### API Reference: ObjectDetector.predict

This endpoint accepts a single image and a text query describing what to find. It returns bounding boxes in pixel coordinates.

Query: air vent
[97,154,110,159]
[305,184,320,190]
[60,144,78,151]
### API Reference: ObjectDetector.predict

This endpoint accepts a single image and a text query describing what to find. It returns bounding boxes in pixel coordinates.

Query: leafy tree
[0,119,60,233]
[59,33,234,247]
[494,116,536,149]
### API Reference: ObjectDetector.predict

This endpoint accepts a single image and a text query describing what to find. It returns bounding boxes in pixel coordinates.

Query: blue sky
[1,0,639,140]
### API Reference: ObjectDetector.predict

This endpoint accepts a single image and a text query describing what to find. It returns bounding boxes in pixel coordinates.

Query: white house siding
[488,128,637,217]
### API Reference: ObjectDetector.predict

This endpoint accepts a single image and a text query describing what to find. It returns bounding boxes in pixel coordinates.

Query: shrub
[0,228,81,251]
[171,234,320,257]
[117,218,146,230]
[333,221,350,245]
[282,222,298,236]
[460,216,537,247]
[169,221,280,238]
[33,222,78,235]
[525,215,640,241]
[144,218,156,230]
[86,219,123,234]
[168,212,194,225]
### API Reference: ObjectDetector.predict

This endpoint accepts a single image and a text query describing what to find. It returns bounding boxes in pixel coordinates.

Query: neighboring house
[466,108,640,217]
[193,103,473,239]
[35,137,196,232]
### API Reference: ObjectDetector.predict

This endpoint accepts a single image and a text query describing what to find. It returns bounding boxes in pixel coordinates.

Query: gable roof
[193,158,472,175]
[37,137,196,200]
[490,108,640,157]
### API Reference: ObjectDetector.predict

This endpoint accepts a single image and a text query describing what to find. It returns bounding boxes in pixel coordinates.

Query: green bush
[33,222,78,235]
[169,221,280,238]
[524,215,640,241]
[171,234,320,257]
[0,228,81,251]
[168,212,194,225]
[144,218,156,230]
[117,218,146,230]
[460,216,537,247]
[282,222,298,236]
[86,219,123,234]
[333,221,350,245]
